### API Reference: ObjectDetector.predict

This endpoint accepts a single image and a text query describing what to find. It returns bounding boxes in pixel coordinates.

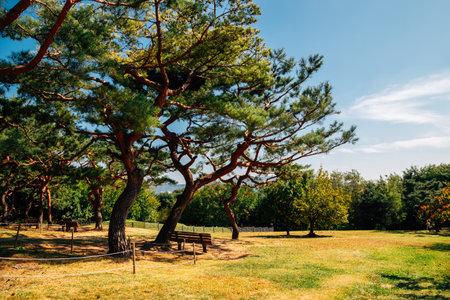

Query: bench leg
[202,244,207,253]
[178,242,182,250]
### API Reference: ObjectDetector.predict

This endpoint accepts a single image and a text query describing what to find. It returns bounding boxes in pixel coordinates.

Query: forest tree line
[181,163,450,233]
[2,162,448,233]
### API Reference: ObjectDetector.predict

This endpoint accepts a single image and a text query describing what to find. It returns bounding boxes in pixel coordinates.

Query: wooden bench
[24,218,39,229]
[58,220,79,232]
[169,231,212,253]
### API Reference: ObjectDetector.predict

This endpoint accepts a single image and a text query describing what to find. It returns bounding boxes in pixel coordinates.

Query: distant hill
[154,184,185,194]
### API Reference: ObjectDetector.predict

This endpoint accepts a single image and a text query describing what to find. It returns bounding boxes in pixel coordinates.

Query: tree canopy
[1,0,278,252]
[1,0,357,249]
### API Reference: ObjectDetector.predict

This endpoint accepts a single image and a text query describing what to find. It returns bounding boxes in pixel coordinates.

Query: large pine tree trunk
[1,191,9,222]
[108,168,143,253]
[0,191,8,220]
[223,179,244,240]
[25,198,32,218]
[1,174,13,222]
[224,201,239,239]
[46,187,52,224]
[89,187,104,230]
[38,185,46,224]
[154,187,194,243]
[108,132,144,254]
[93,188,104,230]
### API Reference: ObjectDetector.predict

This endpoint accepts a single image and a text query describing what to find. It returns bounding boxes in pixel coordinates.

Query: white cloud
[340,136,450,154]
[348,73,450,125]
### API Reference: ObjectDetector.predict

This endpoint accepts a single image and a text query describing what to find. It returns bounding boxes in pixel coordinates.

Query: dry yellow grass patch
[323,274,366,289]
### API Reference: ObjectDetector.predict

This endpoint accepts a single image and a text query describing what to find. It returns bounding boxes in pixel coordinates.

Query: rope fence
[0,243,197,278]
[0,250,131,261]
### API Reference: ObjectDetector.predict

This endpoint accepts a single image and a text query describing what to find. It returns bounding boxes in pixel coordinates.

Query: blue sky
[1,0,449,182]
[255,0,450,179]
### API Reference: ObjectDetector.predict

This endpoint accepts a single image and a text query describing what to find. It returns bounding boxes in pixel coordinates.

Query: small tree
[330,170,366,229]
[82,146,127,230]
[260,180,303,236]
[419,184,450,232]
[0,97,91,223]
[296,169,350,237]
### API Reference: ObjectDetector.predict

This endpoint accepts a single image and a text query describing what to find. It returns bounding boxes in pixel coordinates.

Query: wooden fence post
[193,225,195,232]
[71,228,74,253]
[157,222,159,230]
[132,242,136,274]
[144,222,146,229]
[193,242,196,264]
[132,222,134,228]
[14,224,21,248]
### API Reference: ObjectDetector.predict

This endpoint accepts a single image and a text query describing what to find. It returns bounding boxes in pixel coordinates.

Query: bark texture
[1,173,13,221]
[0,0,74,76]
[38,186,45,224]
[46,187,52,223]
[224,201,239,239]
[0,0,34,31]
[223,180,242,240]
[108,168,143,253]
[107,132,143,254]
[154,187,194,243]
[89,188,104,230]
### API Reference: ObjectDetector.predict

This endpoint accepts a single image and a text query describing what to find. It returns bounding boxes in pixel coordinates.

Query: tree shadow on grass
[247,234,332,239]
[423,243,450,252]
[0,236,108,257]
[143,237,253,261]
[381,274,449,299]
[374,229,450,238]
[0,238,191,267]
[0,228,200,270]
[427,231,450,237]
[413,231,450,237]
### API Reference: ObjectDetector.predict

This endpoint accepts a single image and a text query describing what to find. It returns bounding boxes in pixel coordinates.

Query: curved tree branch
[0,0,35,31]
[0,0,75,76]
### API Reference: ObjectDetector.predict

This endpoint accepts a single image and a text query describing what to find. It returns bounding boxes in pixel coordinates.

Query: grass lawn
[0,226,448,299]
